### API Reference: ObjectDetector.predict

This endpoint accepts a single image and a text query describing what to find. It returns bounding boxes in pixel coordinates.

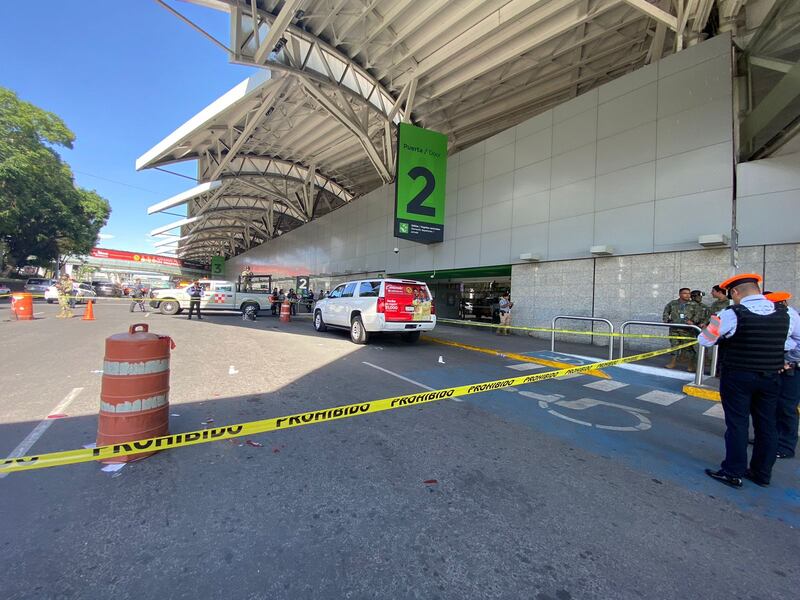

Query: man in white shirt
[698,274,800,488]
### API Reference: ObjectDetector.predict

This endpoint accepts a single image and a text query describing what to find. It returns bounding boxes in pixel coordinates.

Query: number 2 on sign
[406,166,436,217]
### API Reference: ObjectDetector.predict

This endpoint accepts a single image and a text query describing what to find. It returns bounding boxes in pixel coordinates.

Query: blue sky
[0,0,256,254]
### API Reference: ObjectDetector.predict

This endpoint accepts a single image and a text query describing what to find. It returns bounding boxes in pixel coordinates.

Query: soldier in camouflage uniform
[691,290,710,327]
[708,284,730,316]
[56,274,73,319]
[662,287,703,370]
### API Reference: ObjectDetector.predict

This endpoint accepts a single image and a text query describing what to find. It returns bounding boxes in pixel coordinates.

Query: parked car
[91,280,123,297]
[23,278,55,296]
[44,282,97,304]
[0,283,11,300]
[313,279,436,344]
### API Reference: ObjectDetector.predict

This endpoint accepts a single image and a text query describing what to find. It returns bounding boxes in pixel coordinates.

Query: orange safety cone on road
[280,299,291,323]
[83,300,96,321]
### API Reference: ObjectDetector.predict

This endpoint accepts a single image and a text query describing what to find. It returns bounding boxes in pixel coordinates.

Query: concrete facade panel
[655,142,731,200]
[547,213,594,259]
[596,121,657,175]
[597,82,658,140]
[514,128,552,169]
[484,142,516,179]
[484,172,515,207]
[512,190,550,227]
[654,188,731,249]
[656,97,732,159]
[595,161,656,212]
[549,178,595,220]
[513,159,551,198]
[551,143,596,189]
[482,200,513,233]
[553,107,597,156]
[594,202,655,255]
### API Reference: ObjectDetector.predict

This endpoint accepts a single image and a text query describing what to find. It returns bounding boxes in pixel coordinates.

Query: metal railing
[551,316,614,360]
[708,345,719,380]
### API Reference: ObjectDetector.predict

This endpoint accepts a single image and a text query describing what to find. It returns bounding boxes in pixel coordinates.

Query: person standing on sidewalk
[765,291,800,460]
[497,292,513,336]
[699,274,800,488]
[709,284,730,315]
[187,280,204,320]
[663,288,702,371]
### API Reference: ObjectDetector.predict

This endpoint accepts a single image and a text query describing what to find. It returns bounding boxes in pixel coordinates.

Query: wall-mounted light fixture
[590,245,614,256]
[698,234,729,247]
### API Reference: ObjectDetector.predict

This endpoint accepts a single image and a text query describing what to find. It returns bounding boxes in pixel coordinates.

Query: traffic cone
[83,300,96,321]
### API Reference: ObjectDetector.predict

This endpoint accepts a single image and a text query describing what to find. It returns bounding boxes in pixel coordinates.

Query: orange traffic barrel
[97,323,175,463]
[11,293,33,320]
[280,300,291,322]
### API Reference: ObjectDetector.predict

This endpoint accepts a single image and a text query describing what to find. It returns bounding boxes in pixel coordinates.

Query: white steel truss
[144,0,748,262]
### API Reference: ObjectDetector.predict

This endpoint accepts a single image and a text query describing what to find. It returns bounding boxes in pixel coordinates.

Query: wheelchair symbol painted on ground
[518,391,652,432]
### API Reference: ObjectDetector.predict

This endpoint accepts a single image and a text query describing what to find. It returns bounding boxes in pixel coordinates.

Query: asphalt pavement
[0,299,798,599]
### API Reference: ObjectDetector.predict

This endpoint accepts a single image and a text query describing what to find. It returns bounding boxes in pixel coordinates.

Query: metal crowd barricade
[551,316,614,360]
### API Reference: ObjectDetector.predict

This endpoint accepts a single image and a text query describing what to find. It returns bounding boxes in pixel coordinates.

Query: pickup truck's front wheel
[160,300,181,315]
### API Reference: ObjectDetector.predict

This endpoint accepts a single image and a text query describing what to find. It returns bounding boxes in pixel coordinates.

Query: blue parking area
[382,347,800,527]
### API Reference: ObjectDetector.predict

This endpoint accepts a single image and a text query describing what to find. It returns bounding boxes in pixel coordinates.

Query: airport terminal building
[141,1,800,334]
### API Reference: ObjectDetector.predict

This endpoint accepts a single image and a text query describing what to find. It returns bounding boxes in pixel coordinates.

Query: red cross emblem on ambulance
[213,293,226,304]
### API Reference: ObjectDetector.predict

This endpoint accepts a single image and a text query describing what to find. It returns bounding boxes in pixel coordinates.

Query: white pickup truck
[149,279,272,315]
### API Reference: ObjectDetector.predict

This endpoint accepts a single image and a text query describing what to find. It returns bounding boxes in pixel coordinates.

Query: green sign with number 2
[395,123,447,244]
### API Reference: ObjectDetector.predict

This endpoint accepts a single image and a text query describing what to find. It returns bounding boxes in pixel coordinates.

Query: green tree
[0,87,110,272]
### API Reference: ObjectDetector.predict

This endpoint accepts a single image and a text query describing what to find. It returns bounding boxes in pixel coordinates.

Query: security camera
[393,247,399,254]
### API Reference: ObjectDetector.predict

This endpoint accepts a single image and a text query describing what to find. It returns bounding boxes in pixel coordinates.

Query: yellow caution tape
[0,340,696,475]
[437,317,696,340]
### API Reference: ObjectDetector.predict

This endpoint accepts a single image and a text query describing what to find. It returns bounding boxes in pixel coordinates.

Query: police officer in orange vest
[698,274,800,488]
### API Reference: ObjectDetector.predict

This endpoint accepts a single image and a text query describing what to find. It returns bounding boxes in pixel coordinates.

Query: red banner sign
[90,248,183,267]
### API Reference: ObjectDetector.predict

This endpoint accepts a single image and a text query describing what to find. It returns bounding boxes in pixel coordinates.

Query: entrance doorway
[389,266,512,321]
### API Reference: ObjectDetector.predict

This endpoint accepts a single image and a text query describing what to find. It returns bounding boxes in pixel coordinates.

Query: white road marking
[536,396,651,431]
[360,361,457,400]
[583,380,629,392]
[0,387,84,479]
[518,391,564,403]
[636,390,685,406]
[506,363,545,371]
[561,352,694,381]
[703,403,725,419]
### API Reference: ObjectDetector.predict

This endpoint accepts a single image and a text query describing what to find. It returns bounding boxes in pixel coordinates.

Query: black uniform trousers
[777,367,799,457]
[719,367,780,481]
[188,298,202,319]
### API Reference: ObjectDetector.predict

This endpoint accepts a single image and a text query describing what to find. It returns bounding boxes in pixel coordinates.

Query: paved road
[1,301,798,599]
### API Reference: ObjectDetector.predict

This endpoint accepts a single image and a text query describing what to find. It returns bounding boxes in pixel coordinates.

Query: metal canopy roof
[142,0,738,262]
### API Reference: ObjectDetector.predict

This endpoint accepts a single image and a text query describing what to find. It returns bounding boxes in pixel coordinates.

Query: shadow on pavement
[1,305,798,599]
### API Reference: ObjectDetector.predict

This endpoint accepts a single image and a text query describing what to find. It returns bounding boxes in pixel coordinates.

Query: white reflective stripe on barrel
[103,358,169,376]
[100,394,168,413]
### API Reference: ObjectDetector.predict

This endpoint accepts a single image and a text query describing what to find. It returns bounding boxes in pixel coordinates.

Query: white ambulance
[149,279,272,315]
